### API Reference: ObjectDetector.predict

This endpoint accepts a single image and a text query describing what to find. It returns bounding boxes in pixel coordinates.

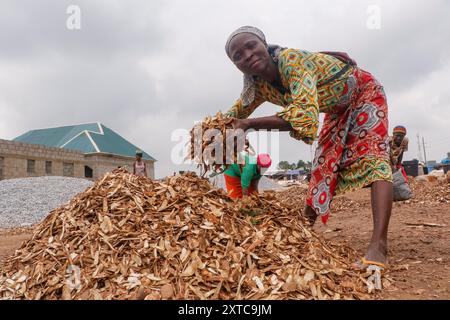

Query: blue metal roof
[286,169,304,175]
[14,123,156,161]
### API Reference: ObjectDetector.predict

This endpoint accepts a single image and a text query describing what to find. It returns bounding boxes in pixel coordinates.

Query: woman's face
[228,33,272,76]
[394,133,405,145]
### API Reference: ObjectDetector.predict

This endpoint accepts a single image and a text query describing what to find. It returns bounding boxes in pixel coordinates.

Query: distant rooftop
[14,122,156,161]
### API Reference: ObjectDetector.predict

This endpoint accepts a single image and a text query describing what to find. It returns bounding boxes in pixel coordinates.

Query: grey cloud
[1,0,449,178]
[0,0,168,60]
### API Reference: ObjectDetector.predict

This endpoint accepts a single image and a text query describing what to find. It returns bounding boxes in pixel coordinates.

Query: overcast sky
[1,0,449,178]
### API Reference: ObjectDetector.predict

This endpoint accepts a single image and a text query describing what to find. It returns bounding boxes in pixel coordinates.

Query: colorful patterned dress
[225,48,392,223]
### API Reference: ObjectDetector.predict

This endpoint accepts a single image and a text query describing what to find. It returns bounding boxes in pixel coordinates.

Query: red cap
[393,126,407,135]
[257,153,272,168]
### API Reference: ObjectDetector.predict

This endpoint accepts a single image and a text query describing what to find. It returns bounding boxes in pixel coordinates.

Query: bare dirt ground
[316,186,450,300]
[0,227,32,265]
[1,182,448,300]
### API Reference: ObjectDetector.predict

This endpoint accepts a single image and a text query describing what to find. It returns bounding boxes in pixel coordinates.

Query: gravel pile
[0,176,93,228]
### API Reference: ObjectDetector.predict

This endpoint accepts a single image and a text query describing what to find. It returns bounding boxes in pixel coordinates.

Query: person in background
[224,153,271,198]
[133,150,147,177]
[389,126,409,181]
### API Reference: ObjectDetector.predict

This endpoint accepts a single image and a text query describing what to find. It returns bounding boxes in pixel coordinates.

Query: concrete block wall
[85,154,155,180]
[0,139,156,181]
[0,139,85,180]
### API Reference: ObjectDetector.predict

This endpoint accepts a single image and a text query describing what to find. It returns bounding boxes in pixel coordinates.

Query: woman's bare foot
[365,239,388,265]
[352,240,388,270]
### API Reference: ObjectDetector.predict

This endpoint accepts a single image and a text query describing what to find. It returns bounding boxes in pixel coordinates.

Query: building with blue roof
[0,123,156,180]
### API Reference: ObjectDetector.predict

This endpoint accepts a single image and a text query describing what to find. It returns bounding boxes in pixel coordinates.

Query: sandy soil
[316,187,450,299]
[0,228,32,265]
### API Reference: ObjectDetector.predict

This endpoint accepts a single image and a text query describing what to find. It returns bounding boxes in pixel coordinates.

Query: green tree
[278,161,299,170]
[277,161,291,170]
[296,159,307,169]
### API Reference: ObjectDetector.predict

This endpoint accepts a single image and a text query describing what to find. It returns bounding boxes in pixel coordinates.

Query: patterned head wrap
[225,26,267,58]
[225,26,284,106]
[393,126,407,135]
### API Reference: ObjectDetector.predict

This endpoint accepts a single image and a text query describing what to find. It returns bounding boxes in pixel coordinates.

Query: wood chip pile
[272,186,307,211]
[278,179,450,210]
[0,169,372,300]
[408,180,450,204]
[189,112,240,175]
[275,185,368,213]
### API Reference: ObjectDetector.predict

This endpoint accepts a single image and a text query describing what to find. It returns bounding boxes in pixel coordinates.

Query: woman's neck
[258,60,280,83]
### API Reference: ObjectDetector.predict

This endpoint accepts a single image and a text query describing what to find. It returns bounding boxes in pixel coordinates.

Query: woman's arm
[233,115,293,132]
[225,87,265,119]
[226,99,260,119]
[275,49,320,144]
[227,50,321,144]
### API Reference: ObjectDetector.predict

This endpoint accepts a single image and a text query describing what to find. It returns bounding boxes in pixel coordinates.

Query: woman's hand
[229,119,249,151]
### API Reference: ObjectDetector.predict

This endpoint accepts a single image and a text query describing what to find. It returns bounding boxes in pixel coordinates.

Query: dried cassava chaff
[1,169,373,300]
[189,112,242,176]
